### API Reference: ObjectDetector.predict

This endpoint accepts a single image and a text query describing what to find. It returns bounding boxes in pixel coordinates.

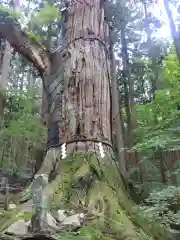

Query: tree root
[19,148,60,203]
[1,150,168,240]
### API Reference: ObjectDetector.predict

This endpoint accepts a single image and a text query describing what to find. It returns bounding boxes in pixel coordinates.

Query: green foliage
[33,3,60,25]
[134,51,180,153]
[0,4,23,24]
[138,186,180,228]
[0,90,46,174]
[4,90,46,141]
[17,211,33,221]
[57,224,103,240]
[28,31,41,43]
[27,2,61,47]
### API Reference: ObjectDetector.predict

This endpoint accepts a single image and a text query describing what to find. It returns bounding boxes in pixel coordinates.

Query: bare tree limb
[0,24,51,75]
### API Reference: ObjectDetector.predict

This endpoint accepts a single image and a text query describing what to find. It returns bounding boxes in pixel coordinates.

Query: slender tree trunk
[121,28,134,148]
[0,42,11,125]
[143,1,158,99]
[158,150,167,184]
[163,0,180,64]
[19,71,24,91]
[27,69,32,92]
[121,31,134,112]
[143,1,151,41]
[0,42,12,89]
[169,151,177,186]
[119,102,126,144]
[0,39,3,71]
[121,28,147,182]
[109,29,126,177]
[123,74,133,147]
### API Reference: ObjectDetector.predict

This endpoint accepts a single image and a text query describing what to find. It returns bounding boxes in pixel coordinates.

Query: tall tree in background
[142,0,159,99]
[0,0,20,124]
[163,0,180,63]
[109,26,126,177]
[0,38,11,125]
[0,42,11,89]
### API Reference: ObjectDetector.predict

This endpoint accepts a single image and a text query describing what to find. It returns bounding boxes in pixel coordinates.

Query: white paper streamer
[61,143,67,159]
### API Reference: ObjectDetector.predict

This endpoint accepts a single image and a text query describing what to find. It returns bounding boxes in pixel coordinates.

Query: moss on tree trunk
[50,151,139,239]
[48,150,167,240]
[0,147,167,240]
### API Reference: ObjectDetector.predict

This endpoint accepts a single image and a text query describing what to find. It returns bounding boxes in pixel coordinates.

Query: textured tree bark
[120,28,134,148]
[143,1,160,101]
[0,0,20,91]
[0,42,11,124]
[109,29,126,177]
[0,24,50,75]
[53,1,111,149]
[170,151,177,186]
[158,150,167,184]
[120,28,147,183]
[163,0,180,64]
[0,42,12,89]
[166,151,177,186]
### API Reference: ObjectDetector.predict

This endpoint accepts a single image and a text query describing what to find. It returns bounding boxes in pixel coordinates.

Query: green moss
[0,87,6,101]
[0,209,20,231]
[0,208,33,232]
[52,152,168,239]
[49,152,139,239]
[17,211,33,221]
[55,223,115,240]
[73,160,90,180]
[131,211,167,240]
[0,152,167,240]
[28,31,41,43]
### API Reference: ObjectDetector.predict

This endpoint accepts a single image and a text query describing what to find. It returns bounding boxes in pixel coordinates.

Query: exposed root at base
[0,151,167,240]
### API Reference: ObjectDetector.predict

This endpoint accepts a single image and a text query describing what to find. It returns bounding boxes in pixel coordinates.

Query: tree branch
[0,24,51,75]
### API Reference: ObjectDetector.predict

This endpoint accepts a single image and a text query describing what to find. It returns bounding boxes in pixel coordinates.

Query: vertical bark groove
[46,0,111,152]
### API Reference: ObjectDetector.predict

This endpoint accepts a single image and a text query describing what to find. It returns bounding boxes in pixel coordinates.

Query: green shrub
[138,186,180,228]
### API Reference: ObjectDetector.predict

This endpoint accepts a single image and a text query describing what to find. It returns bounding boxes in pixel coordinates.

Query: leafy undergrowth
[54,224,153,240]
[138,186,180,230]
